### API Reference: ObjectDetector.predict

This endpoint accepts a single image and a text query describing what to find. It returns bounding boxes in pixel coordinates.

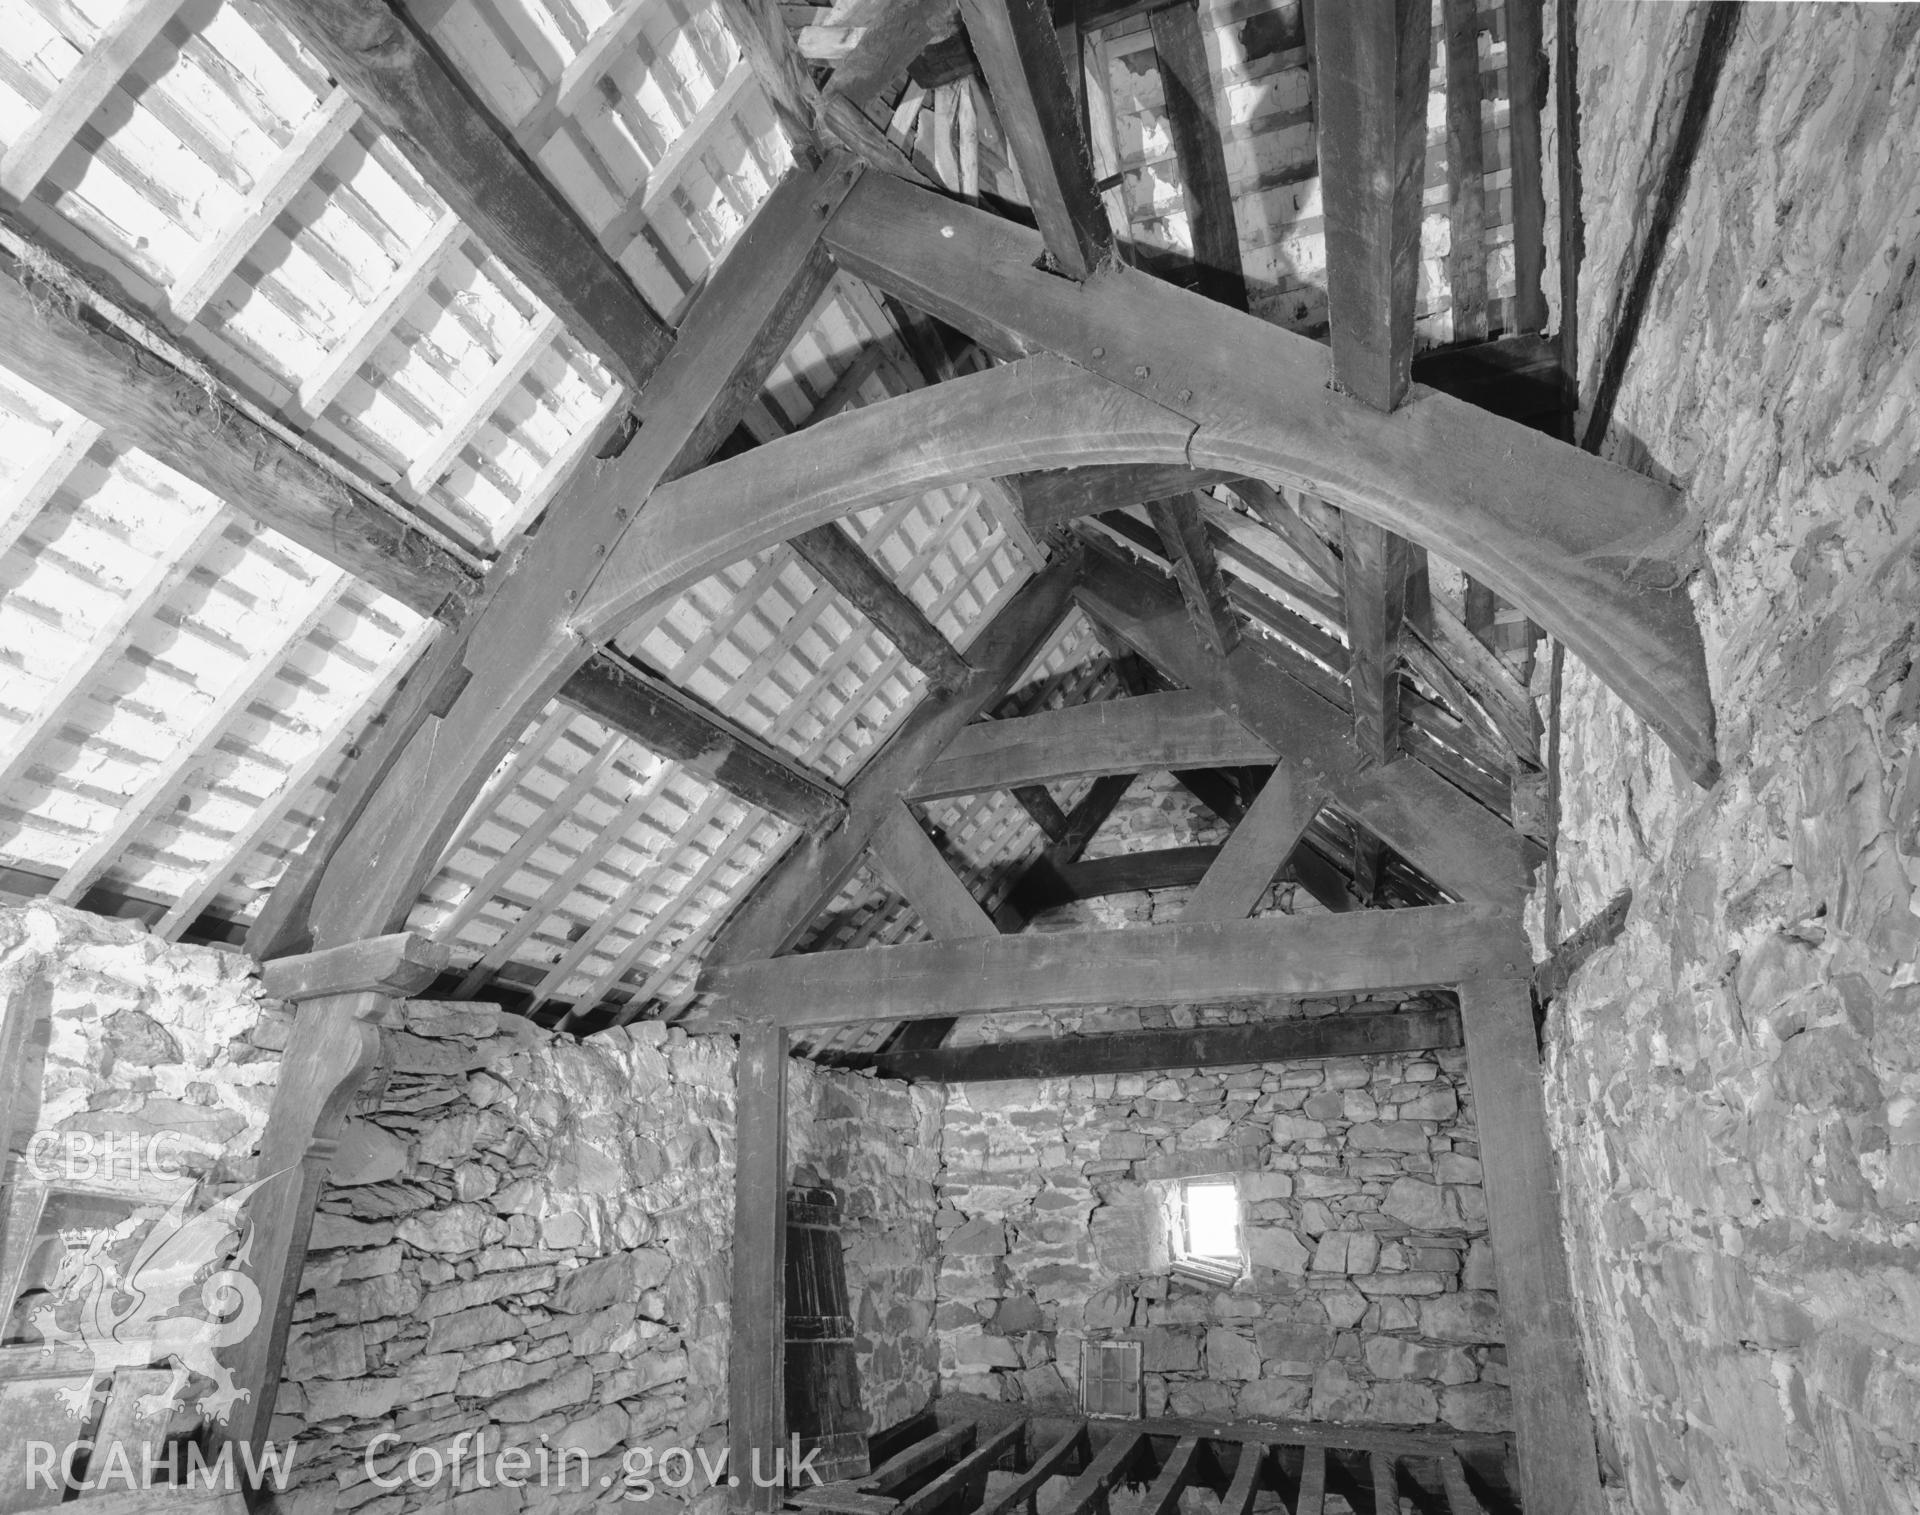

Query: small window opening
[1170,1177,1243,1284]
[1080,1339,1143,1418]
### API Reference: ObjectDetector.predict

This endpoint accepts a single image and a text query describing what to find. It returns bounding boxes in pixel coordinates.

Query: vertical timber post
[731,1023,790,1511]
[1456,970,1604,1515]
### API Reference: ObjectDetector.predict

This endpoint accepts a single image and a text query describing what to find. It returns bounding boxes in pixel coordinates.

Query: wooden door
[784,1186,869,1483]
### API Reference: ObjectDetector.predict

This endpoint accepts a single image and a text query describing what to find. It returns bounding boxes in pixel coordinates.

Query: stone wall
[0,901,942,1510]
[273,1008,943,1515]
[789,1063,945,1434]
[933,1022,1509,1433]
[1543,8,1920,1513]
[0,902,280,1195]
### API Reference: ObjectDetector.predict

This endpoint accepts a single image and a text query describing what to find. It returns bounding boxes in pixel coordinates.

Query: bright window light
[1171,1178,1242,1282]
[1183,1180,1240,1258]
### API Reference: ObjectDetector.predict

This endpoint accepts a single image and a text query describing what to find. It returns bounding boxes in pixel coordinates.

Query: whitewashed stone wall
[0,900,279,1192]
[1544,8,1920,1513]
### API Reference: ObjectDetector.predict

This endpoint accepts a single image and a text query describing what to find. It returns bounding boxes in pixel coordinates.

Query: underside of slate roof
[0,0,1559,1033]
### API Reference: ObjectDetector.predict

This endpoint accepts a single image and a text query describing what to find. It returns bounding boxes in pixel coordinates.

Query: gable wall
[927,775,1510,1433]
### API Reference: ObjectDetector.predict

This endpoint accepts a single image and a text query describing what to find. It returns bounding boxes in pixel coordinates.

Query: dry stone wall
[0,902,943,1512]
[274,1008,942,1515]
[1543,8,1920,1513]
[0,901,280,1193]
[933,1027,1511,1433]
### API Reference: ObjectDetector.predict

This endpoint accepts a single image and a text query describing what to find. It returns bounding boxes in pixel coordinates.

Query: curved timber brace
[214,934,449,1489]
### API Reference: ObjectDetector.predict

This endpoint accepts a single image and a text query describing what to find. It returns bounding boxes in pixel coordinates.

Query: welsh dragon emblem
[31,1172,286,1423]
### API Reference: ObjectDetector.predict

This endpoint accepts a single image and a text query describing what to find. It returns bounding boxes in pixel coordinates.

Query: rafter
[430,733,631,948]
[168,88,362,324]
[252,161,856,961]
[149,620,438,942]
[0,507,232,802]
[1148,0,1246,308]
[1341,517,1413,765]
[446,763,677,1001]
[0,0,188,200]
[687,903,1515,1031]
[294,211,466,424]
[1146,493,1240,655]
[958,0,1112,277]
[909,688,1271,800]
[48,568,352,905]
[250,0,671,395]
[407,312,565,496]
[0,412,103,562]
[524,791,733,1012]
[622,178,1714,780]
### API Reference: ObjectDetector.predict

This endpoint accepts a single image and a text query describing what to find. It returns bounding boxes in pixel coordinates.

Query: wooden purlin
[558,652,846,829]
[0,214,478,626]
